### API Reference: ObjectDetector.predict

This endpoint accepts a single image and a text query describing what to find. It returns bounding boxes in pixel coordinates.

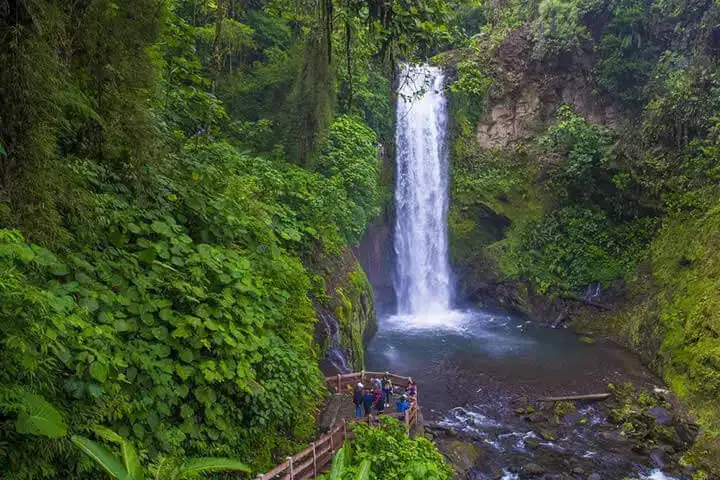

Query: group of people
[352,373,417,419]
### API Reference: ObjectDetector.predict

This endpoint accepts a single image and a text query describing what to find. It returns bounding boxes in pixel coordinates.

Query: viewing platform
[256,371,420,480]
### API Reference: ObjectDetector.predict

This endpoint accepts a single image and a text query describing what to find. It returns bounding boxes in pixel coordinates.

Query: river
[362,64,683,479]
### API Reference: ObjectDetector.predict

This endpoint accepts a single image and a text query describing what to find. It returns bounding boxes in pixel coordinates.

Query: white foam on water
[638,470,679,480]
[383,309,472,332]
[500,470,519,480]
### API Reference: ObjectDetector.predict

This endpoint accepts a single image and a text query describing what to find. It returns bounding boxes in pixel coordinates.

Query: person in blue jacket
[362,387,376,417]
[395,394,411,414]
[353,383,364,418]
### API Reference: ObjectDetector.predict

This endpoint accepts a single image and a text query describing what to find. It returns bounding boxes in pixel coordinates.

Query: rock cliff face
[315,247,377,374]
[476,27,619,150]
[358,208,396,316]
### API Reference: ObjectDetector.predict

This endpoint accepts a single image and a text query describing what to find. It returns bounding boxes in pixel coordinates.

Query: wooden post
[312,442,317,477]
[404,409,410,434]
[329,427,335,453]
[361,369,365,382]
[287,456,294,480]
[337,373,341,393]
[342,418,347,441]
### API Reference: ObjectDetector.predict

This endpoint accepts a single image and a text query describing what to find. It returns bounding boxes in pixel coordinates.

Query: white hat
[357,382,364,388]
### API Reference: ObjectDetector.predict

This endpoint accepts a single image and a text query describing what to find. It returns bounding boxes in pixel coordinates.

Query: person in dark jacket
[362,388,376,417]
[381,373,393,407]
[374,388,384,414]
[405,377,417,398]
[353,383,364,418]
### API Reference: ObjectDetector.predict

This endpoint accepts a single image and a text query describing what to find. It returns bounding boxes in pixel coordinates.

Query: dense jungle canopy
[1,0,720,478]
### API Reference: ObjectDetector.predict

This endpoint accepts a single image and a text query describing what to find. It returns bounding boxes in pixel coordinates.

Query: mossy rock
[443,440,485,473]
[554,401,577,423]
[515,405,535,415]
[579,336,596,344]
[537,429,557,441]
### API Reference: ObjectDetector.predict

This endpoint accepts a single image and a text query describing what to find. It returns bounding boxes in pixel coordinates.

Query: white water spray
[394,64,452,315]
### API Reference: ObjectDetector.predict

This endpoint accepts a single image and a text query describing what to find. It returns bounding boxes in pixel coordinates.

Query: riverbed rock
[645,406,672,426]
[519,462,545,478]
[525,436,540,449]
[587,473,601,480]
[650,449,666,468]
[521,409,549,423]
[441,440,485,476]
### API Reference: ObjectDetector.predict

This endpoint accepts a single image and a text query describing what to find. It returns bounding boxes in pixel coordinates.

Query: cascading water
[366,63,682,480]
[318,309,350,373]
[394,64,452,315]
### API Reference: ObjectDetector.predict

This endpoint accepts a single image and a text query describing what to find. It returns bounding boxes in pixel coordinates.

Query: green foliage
[593,0,658,105]
[0,391,68,439]
[533,0,588,59]
[71,427,248,480]
[324,445,371,480]
[349,417,452,480]
[507,206,653,292]
[319,418,451,480]
[0,0,413,476]
[72,435,133,480]
[317,116,383,242]
[449,60,493,121]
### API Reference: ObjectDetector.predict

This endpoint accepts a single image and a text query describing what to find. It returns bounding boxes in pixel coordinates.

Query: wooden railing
[255,371,419,480]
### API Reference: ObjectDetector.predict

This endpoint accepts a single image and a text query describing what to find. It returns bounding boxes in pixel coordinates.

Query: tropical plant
[71,427,249,480]
[0,390,67,439]
[323,444,371,480]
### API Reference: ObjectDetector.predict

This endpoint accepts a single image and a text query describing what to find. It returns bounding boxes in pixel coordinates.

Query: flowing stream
[364,64,681,479]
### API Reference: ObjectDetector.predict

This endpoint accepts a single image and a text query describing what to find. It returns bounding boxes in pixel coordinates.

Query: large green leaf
[355,460,371,480]
[92,427,144,480]
[329,445,346,480]
[178,458,250,478]
[71,435,129,480]
[15,393,67,438]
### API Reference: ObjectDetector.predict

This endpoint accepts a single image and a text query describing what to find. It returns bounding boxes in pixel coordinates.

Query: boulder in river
[519,462,545,478]
[645,406,672,426]
[439,439,485,477]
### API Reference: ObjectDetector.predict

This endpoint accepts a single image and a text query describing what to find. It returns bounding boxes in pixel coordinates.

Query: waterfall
[318,309,350,373]
[393,64,452,314]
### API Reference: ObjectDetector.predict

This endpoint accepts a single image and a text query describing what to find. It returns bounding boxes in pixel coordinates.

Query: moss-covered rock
[314,247,376,371]
[438,439,485,477]
[333,263,376,369]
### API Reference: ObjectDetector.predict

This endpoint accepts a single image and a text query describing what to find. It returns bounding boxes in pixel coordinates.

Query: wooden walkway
[255,371,419,480]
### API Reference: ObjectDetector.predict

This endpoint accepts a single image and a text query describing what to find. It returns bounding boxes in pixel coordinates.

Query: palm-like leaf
[92,426,144,480]
[355,460,371,480]
[14,393,67,438]
[71,435,129,480]
[178,457,249,478]
[329,445,347,480]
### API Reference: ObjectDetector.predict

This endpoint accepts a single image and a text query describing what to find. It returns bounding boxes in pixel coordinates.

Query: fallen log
[538,393,611,402]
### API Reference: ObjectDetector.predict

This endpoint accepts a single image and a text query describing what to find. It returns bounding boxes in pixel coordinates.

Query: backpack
[382,378,392,390]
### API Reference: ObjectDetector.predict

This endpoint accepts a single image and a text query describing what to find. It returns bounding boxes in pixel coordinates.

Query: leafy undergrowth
[318,417,452,480]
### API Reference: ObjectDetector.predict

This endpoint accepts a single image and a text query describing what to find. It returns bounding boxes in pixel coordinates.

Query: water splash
[638,470,679,480]
[383,310,471,332]
[394,64,452,314]
[318,309,350,373]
